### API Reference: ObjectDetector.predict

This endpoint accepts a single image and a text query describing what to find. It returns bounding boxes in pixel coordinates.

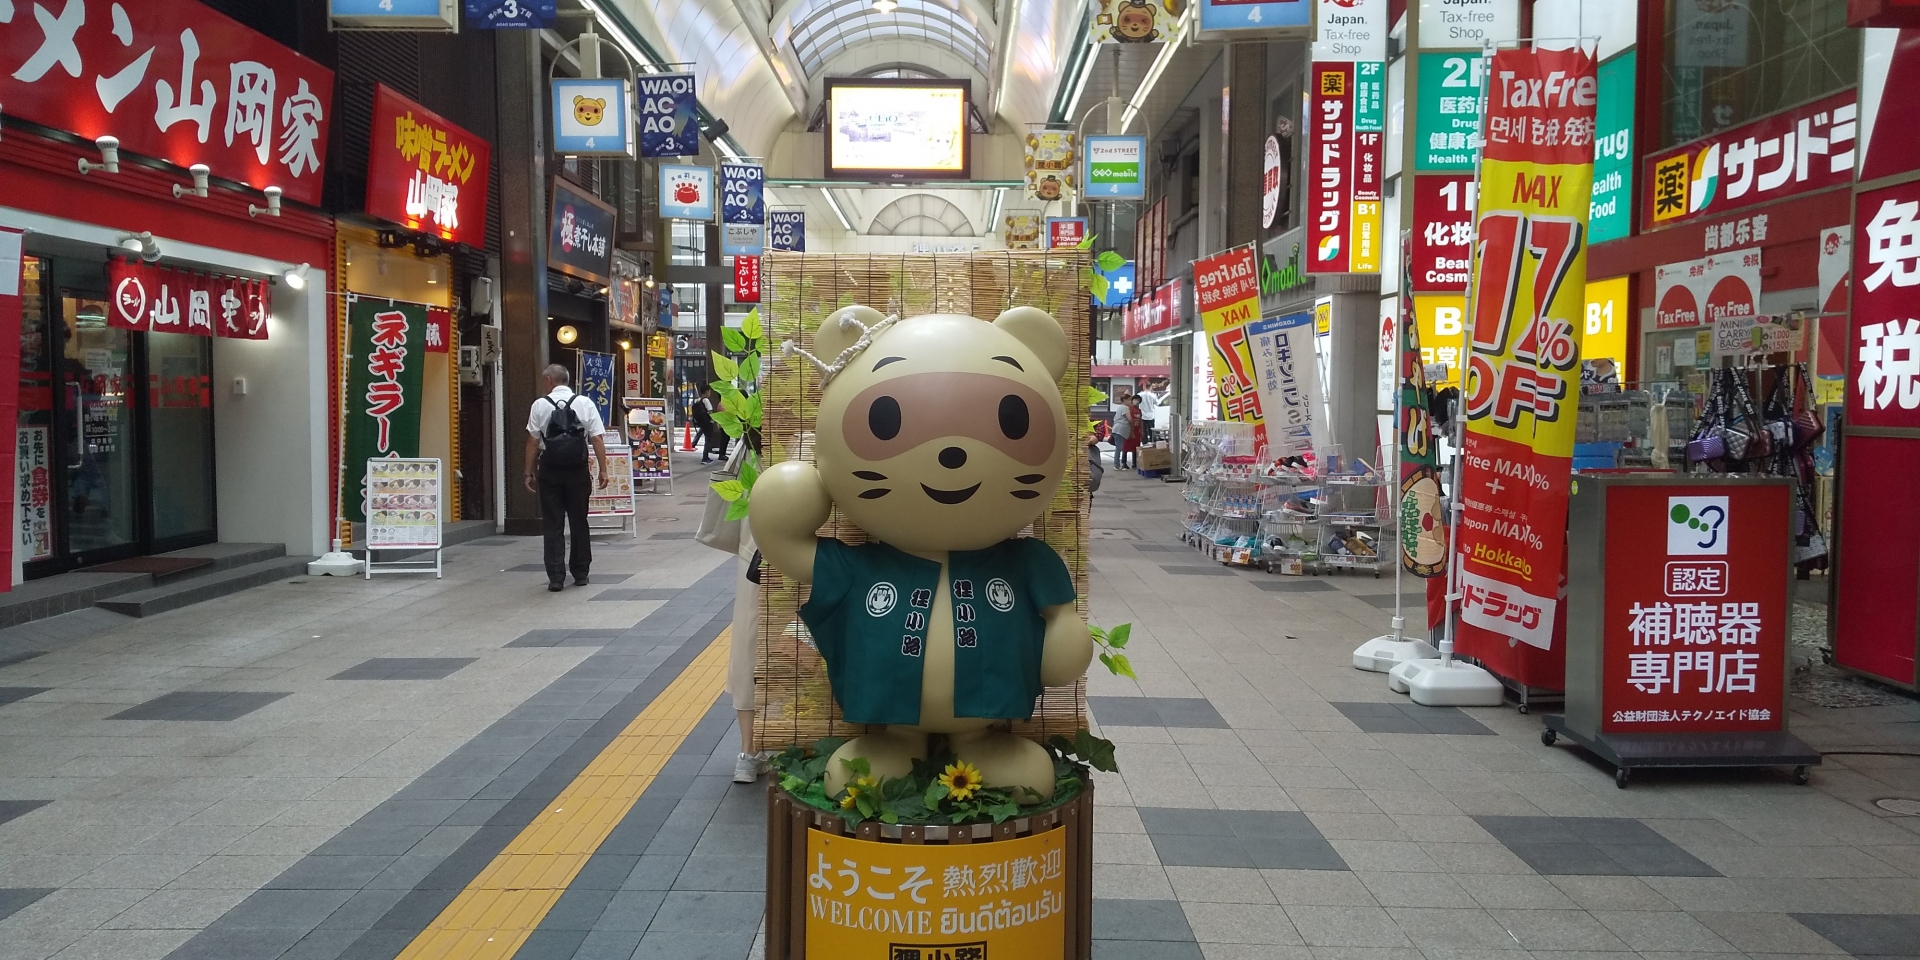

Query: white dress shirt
[526,386,606,446]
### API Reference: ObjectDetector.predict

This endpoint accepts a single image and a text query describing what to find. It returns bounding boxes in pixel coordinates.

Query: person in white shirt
[523,364,610,591]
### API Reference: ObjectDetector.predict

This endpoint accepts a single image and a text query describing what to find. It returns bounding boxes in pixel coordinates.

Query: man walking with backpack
[523,364,610,591]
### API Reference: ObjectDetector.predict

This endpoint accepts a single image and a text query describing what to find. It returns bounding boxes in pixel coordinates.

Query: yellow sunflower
[938,761,984,801]
[839,775,878,809]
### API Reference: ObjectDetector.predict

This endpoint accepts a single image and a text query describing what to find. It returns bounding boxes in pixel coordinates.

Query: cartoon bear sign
[751,306,1094,801]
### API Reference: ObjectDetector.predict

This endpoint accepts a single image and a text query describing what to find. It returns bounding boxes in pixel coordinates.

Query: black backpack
[542,397,589,468]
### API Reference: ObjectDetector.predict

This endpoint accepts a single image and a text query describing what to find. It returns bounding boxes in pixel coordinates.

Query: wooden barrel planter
[765,780,1095,960]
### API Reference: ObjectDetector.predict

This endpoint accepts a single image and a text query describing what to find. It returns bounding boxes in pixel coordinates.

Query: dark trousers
[703,428,729,460]
[538,466,592,582]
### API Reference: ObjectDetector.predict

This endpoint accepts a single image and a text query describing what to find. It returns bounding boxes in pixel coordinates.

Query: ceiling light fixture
[173,163,210,199]
[283,263,310,290]
[873,0,897,12]
[78,135,120,175]
[985,187,1005,238]
[556,324,580,345]
[822,188,854,231]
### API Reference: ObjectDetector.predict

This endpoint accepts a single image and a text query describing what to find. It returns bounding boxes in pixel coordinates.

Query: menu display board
[588,447,635,516]
[365,458,441,549]
[625,398,674,480]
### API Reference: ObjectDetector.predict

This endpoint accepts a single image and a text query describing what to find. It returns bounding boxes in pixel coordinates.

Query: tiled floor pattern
[0,460,1918,959]
[329,659,477,682]
[106,690,291,721]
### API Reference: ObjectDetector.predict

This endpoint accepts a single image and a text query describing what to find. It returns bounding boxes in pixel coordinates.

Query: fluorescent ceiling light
[985,187,1005,237]
[823,188,855,231]
[1122,5,1191,133]
[1063,44,1098,124]
[993,0,1027,118]
[1138,327,1192,346]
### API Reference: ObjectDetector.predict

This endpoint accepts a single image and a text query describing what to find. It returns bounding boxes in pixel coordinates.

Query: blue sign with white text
[463,0,555,27]
[637,73,700,158]
[721,163,765,225]
[1093,261,1136,308]
[1196,0,1311,32]
[769,211,806,252]
[579,351,616,428]
[333,0,444,15]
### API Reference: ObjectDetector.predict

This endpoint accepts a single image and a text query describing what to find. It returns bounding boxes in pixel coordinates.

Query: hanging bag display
[1790,364,1826,451]
[1685,371,1728,464]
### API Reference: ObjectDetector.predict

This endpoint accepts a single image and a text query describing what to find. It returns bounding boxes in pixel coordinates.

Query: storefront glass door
[60,296,138,558]
[147,333,216,546]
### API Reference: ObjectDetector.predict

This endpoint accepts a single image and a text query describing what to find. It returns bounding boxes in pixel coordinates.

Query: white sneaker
[733,752,764,784]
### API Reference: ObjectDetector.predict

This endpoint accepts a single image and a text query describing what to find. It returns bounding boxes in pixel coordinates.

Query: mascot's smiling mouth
[920,483,980,504]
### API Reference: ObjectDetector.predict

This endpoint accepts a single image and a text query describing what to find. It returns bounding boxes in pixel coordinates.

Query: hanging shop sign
[769,211,806,251]
[1197,0,1312,36]
[344,299,428,524]
[720,162,766,257]
[366,85,491,249]
[625,398,673,480]
[1312,0,1385,60]
[623,349,642,396]
[1414,51,1486,172]
[1024,130,1077,200]
[1307,62,1354,273]
[106,260,269,341]
[331,0,458,31]
[803,829,1067,957]
[1418,0,1518,47]
[1847,177,1920,429]
[364,459,442,550]
[1094,259,1136,308]
[1003,214,1042,250]
[1262,135,1285,229]
[1246,310,1324,461]
[1652,248,1760,331]
[659,164,715,222]
[552,77,633,157]
[1046,217,1088,249]
[549,178,617,285]
[1453,46,1597,688]
[464,0,558,29]
[424,308,451,354]
[0,1,336,205]
[0,232,20,577]
[579,350,616,428]
[1091,0,1183,43]
[1599,483,1789,734]
[1258,232,1310,307]
[1410,174,1476,292]
[1413,293,1466,386]
[1645,90,1855,229]
[734,255,762,304]
[1194,244,1268,450]
[1084,135,1148,199]
[1122,278,1181,342]
[1351,61,1386,273]
[636,72,699,158]
[1590,52,1636,245]
[1133,197,1168,289]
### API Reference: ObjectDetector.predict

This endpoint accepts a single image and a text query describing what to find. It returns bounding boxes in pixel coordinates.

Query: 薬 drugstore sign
[1643,90,1855,229]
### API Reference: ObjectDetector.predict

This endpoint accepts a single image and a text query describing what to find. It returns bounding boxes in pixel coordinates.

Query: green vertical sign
[1355,61,1385,132]
[344,298,427,523]
[1414,51,1485,171]
[1589,51,1637,245]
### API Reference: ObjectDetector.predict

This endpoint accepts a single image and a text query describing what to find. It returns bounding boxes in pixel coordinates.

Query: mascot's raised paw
[750,305,1095,801]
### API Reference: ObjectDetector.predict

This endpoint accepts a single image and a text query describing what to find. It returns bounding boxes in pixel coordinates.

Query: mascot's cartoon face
[811,306,1071,553]
[573,96,607,126]
[1114,0,1158,41]
[1036,175,1064,200]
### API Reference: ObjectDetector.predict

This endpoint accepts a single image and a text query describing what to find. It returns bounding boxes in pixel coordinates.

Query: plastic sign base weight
[1352,635,1439,673]
[1389,658,1507,706]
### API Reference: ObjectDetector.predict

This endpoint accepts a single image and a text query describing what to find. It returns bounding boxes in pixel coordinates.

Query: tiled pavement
[0,456,1915,959]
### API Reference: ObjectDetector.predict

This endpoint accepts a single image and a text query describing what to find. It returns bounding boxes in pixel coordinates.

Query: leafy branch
[709,308,765,520]
[1091,622,1135,680]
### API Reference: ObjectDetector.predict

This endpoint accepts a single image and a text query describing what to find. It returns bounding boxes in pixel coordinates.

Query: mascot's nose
[938,446,968,469]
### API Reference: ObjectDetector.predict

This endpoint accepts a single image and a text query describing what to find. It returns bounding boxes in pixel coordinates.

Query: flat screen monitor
[823,79,972,181]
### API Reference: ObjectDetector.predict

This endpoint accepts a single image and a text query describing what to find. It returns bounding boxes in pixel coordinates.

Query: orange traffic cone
[682,422,695,451]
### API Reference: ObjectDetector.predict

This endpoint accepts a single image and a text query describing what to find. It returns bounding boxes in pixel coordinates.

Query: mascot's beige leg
[950,729,1056,803]
[823,728,928,795]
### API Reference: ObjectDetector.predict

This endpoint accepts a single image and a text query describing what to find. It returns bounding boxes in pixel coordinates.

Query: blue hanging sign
[462,0,555,27]
[769,211,806,252]
[331,0,458,30]
[1084,135,1148,199]
[1093,260,1137,308]
[578,351,616,428]
[720,162,766,256]
[637,73,700,158]
[552,78,632,157]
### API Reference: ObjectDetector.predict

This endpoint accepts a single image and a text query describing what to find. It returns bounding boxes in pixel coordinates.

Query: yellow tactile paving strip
[394,628,732,960]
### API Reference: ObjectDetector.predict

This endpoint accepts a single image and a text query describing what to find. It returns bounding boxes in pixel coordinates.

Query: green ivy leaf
[721,391,751,421]
[1096,250,1126,272]
[711,479,746,502]
[722,328,748,353]
[738,450,761,489]
[742,308,763,342]
[1106,653,1136,680]
[710,351,740,382]
[1077,232,1097,250]
[712,411,743,436]
[923,782,949,808]
[880,809,899,825]
[841,757,871,778]
[1088,273,1109,300]
[745,391,764,430]
[740,352,762,386]
[1106,623,1132,650]
[989,801,1022,824]
[1074,730,1119,774]
[723,498,751,521]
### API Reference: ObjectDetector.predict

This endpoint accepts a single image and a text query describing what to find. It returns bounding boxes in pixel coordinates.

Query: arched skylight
[779,0,994,79]
[867,193,975,236]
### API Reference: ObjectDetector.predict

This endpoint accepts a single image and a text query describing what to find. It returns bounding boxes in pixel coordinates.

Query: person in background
[702,388,732,462]
[523,364,610,591]
[1122,394,1145,469]
[1109,391,1134,467]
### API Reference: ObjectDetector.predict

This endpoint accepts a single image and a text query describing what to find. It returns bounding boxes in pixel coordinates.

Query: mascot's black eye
[869,396,902,441]
[998,395,1029,440]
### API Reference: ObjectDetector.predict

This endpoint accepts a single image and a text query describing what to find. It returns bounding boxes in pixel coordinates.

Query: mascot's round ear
[814,304,886,369]
[993,306,1068,382]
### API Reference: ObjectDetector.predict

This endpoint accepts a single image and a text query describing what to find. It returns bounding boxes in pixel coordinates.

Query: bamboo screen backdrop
[753,250,1093,752]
